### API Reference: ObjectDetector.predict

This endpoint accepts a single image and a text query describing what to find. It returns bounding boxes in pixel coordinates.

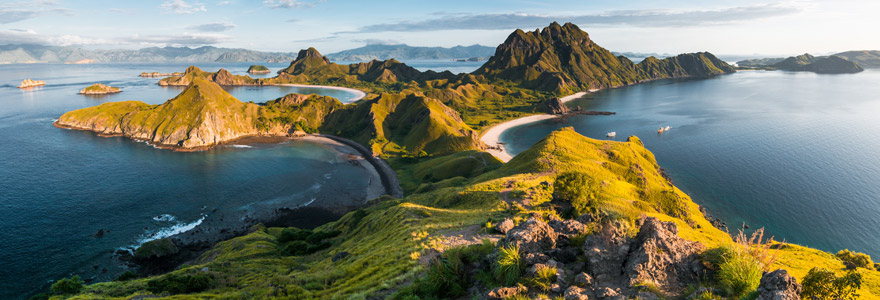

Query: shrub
[50,275,84,294]
[400,242,494,299]
[553,172,600,213]
[278,228,313,243]
[115,271,138,281]
[146,273,213,294]
[716,229,778,298]
[527,265,558,291]
[494,245,524,286]
[801,267,862,300]
[836,249,873,269]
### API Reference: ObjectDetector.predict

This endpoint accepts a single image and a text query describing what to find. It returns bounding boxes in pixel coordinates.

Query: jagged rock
[540,97,570,115]
[756,269,801,300]
[488,285,528,299]
[549,219,587,237]
[564,286,592,300]
[576,213,595,224]
[524,253,550,265]
[574,272,594,287]
[495,218,515,234]
[551,283,565,294]
[548,247,579,263]
[582,222,630,285]
[598,287,621,298]
[94,229,105,238]
[505,217,558,253]
[625,217,705,293]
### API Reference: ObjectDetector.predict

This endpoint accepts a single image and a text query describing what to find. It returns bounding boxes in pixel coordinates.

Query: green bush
[146,273,213,294]
[717,247,763,298]
[114,271,138,281]
[278,228,313,243]
[50,275,84,294]
[801,267,862,300]
[836,249,873,269]
[553,172,600,214]
[494,245,524,286]
[527,264,558,292]
[397,242,495,299]
[278,228,339,256]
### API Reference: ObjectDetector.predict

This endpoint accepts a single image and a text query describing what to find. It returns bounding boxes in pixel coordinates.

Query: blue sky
[0,0,877,55]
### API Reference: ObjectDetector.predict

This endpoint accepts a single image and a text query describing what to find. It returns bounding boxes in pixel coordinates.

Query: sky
[0,0,877,56]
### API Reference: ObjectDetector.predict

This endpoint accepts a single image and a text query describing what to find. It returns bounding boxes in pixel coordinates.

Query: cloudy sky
[0,0,877,56]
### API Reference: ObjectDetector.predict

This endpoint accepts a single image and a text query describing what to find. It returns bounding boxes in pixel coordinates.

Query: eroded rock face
[549,219,587,237]
[505,217,558,253]
[583,221,631,287]
[625,217,705,293]
[756,270,801,300]
[541,97,570,115]
[495,218,515,234]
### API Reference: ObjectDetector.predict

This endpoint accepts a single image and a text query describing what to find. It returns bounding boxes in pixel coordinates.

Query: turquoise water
[502,70,880,258]
[0,63,370,298]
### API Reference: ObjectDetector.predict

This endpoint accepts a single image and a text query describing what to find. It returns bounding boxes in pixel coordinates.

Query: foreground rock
[18,79,45,88]
[79,83,121,95]
[756,270,802,300]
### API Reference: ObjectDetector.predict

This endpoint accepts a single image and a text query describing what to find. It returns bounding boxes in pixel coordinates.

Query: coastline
[272,83,367,103]
[480,89,596,162]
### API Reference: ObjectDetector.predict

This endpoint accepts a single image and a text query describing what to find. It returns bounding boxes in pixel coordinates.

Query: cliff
[78,83,121,95]
[474,22,734,94]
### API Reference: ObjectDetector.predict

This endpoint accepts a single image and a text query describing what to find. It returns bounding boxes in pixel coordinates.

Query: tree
[801,267,861,300]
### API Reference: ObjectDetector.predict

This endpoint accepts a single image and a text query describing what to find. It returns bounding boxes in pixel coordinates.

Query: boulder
[540,97,570,115]
[573,272,594,288]
[564,286,592,300]
[524,253,550,265]
[625,217,705,293]
[495,218,515,234]
[505,217,558,254]
[488,285,528,299]
[582,222,630,285]
[549,219,588,237]
[756,269,801,300]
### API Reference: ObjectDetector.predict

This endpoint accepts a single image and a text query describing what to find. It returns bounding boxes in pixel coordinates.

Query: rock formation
[247,65,271,74]
[756,270,802,300]
[78,83,121,95]
[18,79,45,88]
[773,53,864,74]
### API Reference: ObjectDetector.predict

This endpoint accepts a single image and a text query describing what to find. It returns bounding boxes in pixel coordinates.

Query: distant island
[325,43,495,61]
[453,57,489,62]
[140,72,182,78]
[17,79,45,88]
[78,83,121,95]
[738,51,873,73]
[0,44,297,64]
[247,65,271,74]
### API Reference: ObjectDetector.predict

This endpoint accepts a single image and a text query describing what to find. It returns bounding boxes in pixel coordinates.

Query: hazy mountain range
[0,44,297,64]
[324,44,496,61]
[737,50,880,68]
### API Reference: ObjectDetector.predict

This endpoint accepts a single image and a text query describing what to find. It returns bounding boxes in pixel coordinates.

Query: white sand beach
[274,84,367,103]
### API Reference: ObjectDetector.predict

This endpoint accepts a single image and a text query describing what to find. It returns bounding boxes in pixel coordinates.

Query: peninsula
[78,83,121,95]
[50,22,880,300]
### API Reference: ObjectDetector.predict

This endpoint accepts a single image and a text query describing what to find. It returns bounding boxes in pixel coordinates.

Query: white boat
[606,132,616,137]
[665,126,671,131]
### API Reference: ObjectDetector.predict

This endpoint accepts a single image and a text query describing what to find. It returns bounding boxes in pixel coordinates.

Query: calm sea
[501,70,880,259]
[0,62,382,298]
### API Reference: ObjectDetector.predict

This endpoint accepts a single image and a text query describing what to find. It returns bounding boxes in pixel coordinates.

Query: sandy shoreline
[273,84,367,103]
[480,90,597,162]
[291,135,386,200]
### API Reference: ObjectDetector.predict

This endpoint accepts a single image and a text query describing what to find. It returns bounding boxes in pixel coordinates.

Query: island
[139,72,182,78]
[738,53,865,73]
[17,79,45,88]
[49,22,878,300]
[247,65,271,74]
[78,83,121,95]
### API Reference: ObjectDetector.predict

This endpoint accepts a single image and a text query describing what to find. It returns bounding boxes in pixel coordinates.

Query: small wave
[303,198,316,206]
[135,215,206,246]
[323,173,332,179]
[152,214,176,222]
[228,144,253,148]
[309,183,322,192]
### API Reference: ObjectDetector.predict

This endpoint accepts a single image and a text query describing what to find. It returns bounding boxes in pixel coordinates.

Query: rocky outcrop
[504,217,558,253]
[18,79,45,88]
[495,218,515,234]
[488,285,527,299]
[78,83,121,95]
[625,218,705,292]
[540,97,570,115]
[756,270,802,300]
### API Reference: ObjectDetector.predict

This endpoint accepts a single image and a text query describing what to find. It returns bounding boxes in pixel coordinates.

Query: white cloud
[0,0,72,24]
[160,0,207,14]
[217,1,230,5]
[263,0,324,9]
[121,33,231,46]
[187,22,237,32]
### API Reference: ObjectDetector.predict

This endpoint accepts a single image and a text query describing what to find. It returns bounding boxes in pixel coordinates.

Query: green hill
[774,53,864,74]
[474,22,734,94]
[58,128,880,299]
[158,66,260,86]
[271,47,454,84]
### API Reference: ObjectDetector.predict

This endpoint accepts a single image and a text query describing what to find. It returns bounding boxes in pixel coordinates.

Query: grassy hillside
[56,128,880,299]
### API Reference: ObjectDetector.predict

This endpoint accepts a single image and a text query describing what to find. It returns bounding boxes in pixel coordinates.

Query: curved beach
[274,83,367,103]
[480,91,593,162]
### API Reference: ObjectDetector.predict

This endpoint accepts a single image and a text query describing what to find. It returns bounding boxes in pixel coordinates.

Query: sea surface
[0,62,384,299]
[501,69,880,259]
